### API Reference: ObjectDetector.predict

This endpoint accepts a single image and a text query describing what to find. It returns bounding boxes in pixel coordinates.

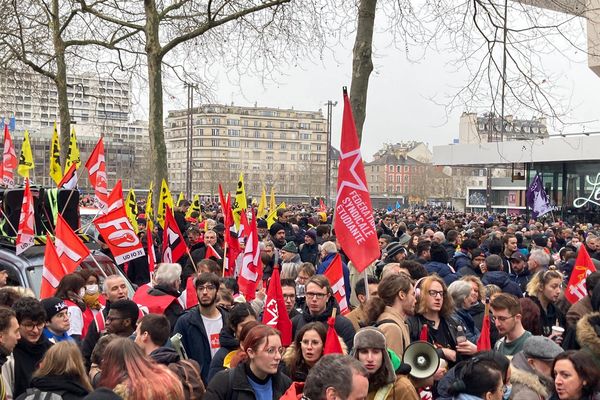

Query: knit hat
[305,229,317,242]
[523,336,563,361]
[40,297,68,322]
[269,222,285,237]
[352,327,396,384]
[257,218,268,229]
[385,242,407,260]
[281,241,299,254]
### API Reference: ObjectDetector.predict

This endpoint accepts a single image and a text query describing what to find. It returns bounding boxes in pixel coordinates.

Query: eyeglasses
[427,290,445,298]
[264,346,285,356]
[491,315,516,323]
[21,321,45,331]
[305,292,327,299]
[197,284,217,292]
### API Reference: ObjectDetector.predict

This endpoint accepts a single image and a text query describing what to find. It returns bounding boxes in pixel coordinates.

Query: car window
[0,262,25,287]
[27,265,42,295]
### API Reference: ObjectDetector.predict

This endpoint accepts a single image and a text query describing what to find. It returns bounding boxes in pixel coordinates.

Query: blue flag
[8,116,15,132]
[386,205,393,213]
[396,201,401,209]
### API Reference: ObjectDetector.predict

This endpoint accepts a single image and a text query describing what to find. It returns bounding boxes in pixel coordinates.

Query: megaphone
[402,341,440,379]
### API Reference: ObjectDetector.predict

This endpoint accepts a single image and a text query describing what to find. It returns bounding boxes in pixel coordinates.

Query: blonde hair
[415,275,454,318]
[526,269,563,297]
[461,275,485,302]
[34,341,93,392]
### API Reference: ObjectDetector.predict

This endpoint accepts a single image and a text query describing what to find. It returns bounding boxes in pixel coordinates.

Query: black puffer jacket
[207,326,239,383]
[18,375,89,400]
[204,362,291,400]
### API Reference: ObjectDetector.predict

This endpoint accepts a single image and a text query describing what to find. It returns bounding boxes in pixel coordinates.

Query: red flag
[16,178,35,255]
[238,211,262,301]
[106,179,124,213]
[566,245,597,304]
[178,275,199,310]
[55,213,90,273]
[85,138,108,210]
[2,125,17,187]
[58,163,78,189]
[238,210,250,242]
[93,206,145,265]
[161,205,188,264]
[262,266,293,346]
[323,254,349,314]
[220,187,240,277]
[204,243,222,260]
[322,316,343,355]
[333,88,379,273]
[41,235,65,299]
[419,323,429,342]
[477,301,492,351]
[146,228,156,274]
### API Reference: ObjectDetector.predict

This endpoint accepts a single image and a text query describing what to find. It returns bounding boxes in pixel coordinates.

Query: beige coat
[377,306,411,358]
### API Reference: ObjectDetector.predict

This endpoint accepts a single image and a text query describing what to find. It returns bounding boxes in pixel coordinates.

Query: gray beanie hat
[351,327,396,384]
[523,336,563,361]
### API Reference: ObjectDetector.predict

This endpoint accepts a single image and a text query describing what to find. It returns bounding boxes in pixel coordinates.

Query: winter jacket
[453,309,480,343]
[576,312,600,370]
[509,351,555,400]
[482,271,523,298]
[291,297,356,351]
[299,242,319,266]
[424,261,458,286]
[16,375,90,400]
[2,337,53,398]
[509,269,532,294]
[567,296,593,329]
[316,253,351,305]
[467,301,485,331]
[528,295,566,336]
[204,362,292,400]
[173,306,228,384]
[406,314,464,366]
[208,326,239,383]
[376,306,411,358]
[452,251,472,271]
[443,242,457,260]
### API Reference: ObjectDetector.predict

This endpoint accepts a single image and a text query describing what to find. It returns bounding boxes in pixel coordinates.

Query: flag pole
[222,240,228,278]
[363,269,369,301]
[0,208,18,238]
[58,171,84,217]
[87,253,109,278]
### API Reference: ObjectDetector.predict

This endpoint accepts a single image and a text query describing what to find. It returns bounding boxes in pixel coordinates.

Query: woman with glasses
[526,269,566,337]
[282,322,326,382]
[205,324,292,400]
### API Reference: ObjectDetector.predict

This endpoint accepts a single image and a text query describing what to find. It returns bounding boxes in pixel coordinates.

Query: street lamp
[325,100,337,207]
[184,82,197,199]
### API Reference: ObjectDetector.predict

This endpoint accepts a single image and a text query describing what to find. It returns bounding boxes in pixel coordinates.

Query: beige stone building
[165,104,329,200]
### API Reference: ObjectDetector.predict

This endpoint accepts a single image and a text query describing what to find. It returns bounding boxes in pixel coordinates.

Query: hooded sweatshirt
[24,374,90,400]
[9,337,52,397]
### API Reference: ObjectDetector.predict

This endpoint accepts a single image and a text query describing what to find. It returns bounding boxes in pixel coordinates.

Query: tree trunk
[145,0,167,209]
[51,0,71,168]
[350,0,377,144]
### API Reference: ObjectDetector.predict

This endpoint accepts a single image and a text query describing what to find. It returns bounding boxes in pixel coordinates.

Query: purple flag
[526,173,552,218]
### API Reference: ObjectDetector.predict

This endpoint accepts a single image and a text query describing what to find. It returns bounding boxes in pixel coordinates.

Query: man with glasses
[105,299,139,338]
[291,275,356,351]
[174,272,227,384]
[490,293,531,356]
[3,297,52,398]
[281,279,300,318]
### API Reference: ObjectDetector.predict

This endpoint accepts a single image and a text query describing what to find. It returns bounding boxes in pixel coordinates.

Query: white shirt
[201,314,223,358]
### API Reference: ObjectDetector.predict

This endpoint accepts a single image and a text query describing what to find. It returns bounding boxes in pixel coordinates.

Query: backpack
[167,359,205,400]
[15,388,64,400]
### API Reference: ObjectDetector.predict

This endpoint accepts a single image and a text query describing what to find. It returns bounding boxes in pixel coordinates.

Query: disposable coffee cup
[552,326,564,336]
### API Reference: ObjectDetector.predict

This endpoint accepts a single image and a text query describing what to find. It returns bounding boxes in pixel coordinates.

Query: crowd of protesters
[0,204,599,399]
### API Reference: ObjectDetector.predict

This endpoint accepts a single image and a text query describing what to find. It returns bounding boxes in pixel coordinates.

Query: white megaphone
[402,341,440,379]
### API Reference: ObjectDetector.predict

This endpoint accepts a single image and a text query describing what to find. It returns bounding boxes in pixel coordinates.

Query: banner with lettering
[333,87,379,273]
[94,206,145,265]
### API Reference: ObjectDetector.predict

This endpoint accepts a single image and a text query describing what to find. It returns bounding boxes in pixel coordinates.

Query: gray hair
[529,249,550,268]
[303,354,368,400]
[154,263,182,286]
[103,275,125,294]
[433,231,445,243]
[321,241,337,255]
[448,280,473,310]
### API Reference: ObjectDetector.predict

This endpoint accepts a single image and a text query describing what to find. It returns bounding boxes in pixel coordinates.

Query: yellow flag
[269,186,276,214]
[232,173,247,229]
[49,123,62,185]
[65,127,81,170]
[145,182,154,232]
[126,189,139,233]
[157,179,174,228]
[186,194,202,220]
[257,185,267,219]
[177,192,185,207]
[266,202,286,229]
[17,130,34,178]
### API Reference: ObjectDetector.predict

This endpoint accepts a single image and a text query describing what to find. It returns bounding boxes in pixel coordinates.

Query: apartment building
[165,104,329,199]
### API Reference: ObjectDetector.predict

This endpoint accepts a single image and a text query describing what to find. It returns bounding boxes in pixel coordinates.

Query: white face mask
[79,288,86,298]
[86,284,99,295]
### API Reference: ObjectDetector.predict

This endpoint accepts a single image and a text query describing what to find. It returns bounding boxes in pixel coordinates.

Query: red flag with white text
[238,212,262,300]
[106,179,124,213]
[333,88,379,273]
[85,138,108,210]
[58,163,78,190]
[161,205,188,264]
[323,253,349,314]
[16,178,35,255]
[262,266,292,346]
[566,245,597,304]
[55,214,90,273]
[41,235,65,299]
[178,275,199,310]
[2,125,17,187]
[94,206,145,265]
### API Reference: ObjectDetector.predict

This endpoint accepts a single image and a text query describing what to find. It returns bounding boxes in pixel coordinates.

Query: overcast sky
[159,6,600,163]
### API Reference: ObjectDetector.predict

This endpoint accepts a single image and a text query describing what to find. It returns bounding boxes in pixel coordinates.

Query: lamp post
[325,100,337,207]
[184,83,196,200]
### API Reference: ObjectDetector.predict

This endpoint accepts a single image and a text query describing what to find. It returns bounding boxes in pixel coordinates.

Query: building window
[229,140,240,148]
[267,142,273,149]
[404,165,409,172]
[280,132,286,139]
[254,142,260,149]
[211,128,219,136]
[397,166,401,172]
[211,139,219,147]
[404,176,409,183]
[280,143,286,150]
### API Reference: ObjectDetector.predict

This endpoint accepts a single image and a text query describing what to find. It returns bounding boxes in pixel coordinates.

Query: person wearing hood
[481,255,523,298]
[509,336,563,400]
[2,297,53,398]
[18,341,91,400]
[316,242,352,305]
[207,303,257,382]
[425,243,458,287]
[291,275,356,351]
[135,314,205,399]
[353,327,419,400]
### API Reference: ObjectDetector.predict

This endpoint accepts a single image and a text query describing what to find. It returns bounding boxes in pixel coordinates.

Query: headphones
[414,277,427,300]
